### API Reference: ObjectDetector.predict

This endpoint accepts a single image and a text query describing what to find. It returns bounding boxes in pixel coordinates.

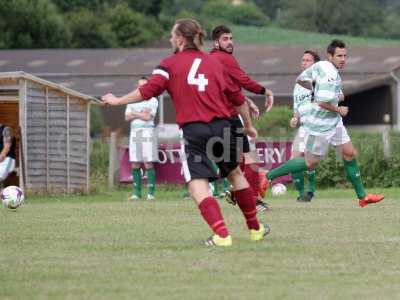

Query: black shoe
[256,200,269,212]
[224,190,236,206]
[296,195,306,202]
[304,192,314,202]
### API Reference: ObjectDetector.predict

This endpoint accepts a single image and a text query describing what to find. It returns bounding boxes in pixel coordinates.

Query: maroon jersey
[139,49,244,127]
[210,49,266,95]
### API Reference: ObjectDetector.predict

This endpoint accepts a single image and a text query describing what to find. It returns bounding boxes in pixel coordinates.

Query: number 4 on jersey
[187,58,208,92]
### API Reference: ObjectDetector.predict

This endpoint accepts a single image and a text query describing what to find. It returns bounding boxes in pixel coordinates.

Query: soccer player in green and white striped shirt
[289,50,320,202]
[266,40,384,208]
[125,77,159,200]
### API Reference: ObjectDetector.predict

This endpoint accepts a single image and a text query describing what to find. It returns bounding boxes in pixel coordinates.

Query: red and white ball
[1,186,24,209]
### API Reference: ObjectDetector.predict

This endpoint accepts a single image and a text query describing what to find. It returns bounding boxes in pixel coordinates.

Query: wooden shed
[0,71,101,194]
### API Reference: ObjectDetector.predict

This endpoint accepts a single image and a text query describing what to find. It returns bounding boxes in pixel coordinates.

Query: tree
[315,0,382,36]
[253,0,282,20]
[124,0,165,17]
[377,0,400,11]
[52,0,114,12]
[202,0,269,27]
[105,3,163,47]
[53,0,166,17]
[278,0,383,37]
[68,9,118,48]
[0,0,70,49]
[160,0,208,17]
[371,13,400,39]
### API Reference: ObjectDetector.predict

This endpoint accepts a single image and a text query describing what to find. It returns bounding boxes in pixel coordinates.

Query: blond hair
[174,18,205,51]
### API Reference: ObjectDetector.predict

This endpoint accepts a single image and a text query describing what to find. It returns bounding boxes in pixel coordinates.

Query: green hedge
[90,105,104,137]
[90,139,109,188]
[202,0,269,27]
[90,114,400,189]
[255,105,295,139]
[256,105,400,188]
[315,131,400,188]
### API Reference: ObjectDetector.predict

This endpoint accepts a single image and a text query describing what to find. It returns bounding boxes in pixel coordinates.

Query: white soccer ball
[1,186,24,209]
[271,183,287,196]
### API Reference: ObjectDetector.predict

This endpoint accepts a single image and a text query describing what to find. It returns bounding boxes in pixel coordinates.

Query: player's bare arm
[264,88,274,112]
[318,102,349,117]
[125,109,152,122]
[102,88,143,106]
[246,97,259,119]
[125,112,136,122]
[231,59,273,112]
[235,102,257,138]
[134,109,153,121]
[289,112,300,128]
[296,79,314,91]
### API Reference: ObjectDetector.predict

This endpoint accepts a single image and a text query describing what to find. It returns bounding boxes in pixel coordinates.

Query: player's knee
[144,162,153,169]
[227,166,241,181]
[308,164,317,170]
[343,148,357,160]
[291,151,303,159]
[306,161,317,170]
[227,166,248,190]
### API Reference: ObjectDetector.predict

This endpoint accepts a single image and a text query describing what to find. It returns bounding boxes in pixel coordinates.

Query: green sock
[306,170,316,193]
[210,162,222,195]
[210,181,219,196]
[211,162,219,173]
[267,158,308,181]
[183,184,190,198]
[292,171,305,197]
[222,178,230,192]
[132,168,142,197]
[147,168,156,196]
[343,159,366,199]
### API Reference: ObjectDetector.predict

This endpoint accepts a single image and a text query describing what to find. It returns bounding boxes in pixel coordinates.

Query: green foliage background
[1,0,399,49]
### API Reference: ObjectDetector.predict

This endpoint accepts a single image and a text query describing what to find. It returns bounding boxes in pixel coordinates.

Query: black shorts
[181,118,240,182]
[229,115,250,153]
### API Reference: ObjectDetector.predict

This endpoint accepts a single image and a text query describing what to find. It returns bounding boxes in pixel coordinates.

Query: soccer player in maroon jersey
[102,19,270,246]
[210,25,274,212]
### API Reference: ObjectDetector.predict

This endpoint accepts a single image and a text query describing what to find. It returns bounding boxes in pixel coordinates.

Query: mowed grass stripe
[232,25,400,47]
[0,188,399,300]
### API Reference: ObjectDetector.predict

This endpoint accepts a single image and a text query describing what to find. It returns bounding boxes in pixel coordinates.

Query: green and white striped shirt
[125,97,158,129]
[297,61,342,135]
[293,83,313,124]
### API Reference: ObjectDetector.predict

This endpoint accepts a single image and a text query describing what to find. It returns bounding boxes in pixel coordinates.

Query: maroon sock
[198,197,229,238]
[234,188,260,230]
[244,163,260,199]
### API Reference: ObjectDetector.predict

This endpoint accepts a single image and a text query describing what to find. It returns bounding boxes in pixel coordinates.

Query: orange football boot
[359,193,384,208]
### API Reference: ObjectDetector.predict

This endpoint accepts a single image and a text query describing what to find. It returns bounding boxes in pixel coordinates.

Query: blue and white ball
[1,186,24,209]
[271,183,287,197]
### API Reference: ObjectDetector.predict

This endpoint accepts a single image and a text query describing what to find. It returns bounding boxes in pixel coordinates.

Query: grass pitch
[1,187,399,300]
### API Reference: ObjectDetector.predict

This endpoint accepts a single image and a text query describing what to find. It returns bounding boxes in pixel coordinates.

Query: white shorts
[0,157,16,181]
[129,128,158,162]
[248,138,256,152]
[304,121,351,156]
[292,126,306,153]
